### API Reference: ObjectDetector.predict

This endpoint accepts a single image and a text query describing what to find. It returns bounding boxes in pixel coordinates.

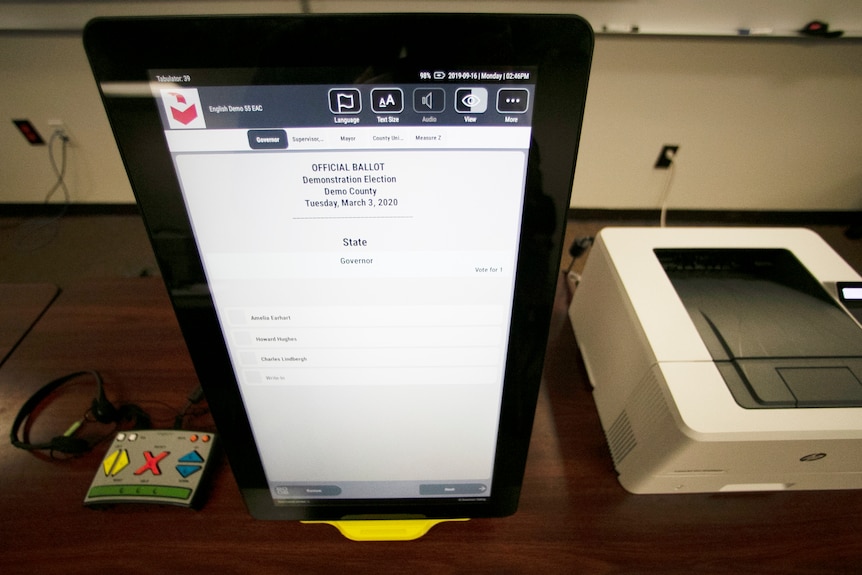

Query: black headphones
[10,370,150,455]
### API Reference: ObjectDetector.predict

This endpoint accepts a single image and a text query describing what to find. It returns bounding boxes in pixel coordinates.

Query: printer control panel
[838,282,862,325]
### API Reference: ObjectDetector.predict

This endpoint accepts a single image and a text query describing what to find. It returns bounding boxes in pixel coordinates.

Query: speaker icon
[413,88,445,113]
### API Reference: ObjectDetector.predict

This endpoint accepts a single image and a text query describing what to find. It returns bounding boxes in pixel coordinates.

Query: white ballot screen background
[174,145,529,499]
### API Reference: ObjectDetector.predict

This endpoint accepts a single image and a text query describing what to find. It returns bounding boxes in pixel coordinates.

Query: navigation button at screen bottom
[420,483,488,495]
[274,485,343,497]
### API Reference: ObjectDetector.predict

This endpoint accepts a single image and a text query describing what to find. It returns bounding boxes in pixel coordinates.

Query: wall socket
[47,119,71,143]
[654,145,679,169]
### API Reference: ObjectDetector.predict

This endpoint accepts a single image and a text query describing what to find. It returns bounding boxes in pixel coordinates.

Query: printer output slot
[657,248,862,409]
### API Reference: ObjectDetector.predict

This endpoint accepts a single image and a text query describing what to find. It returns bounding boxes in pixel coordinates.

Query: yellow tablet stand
[302,518,469,541]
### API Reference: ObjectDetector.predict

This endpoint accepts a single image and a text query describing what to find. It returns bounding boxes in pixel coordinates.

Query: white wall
[575,35,862,211]
[1,32,132,204]
[1,1,861,211]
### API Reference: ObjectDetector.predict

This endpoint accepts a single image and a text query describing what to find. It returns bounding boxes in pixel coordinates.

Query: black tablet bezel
[84,13,592,521]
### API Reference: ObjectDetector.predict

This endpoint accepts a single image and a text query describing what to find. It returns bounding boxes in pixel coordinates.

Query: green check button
[87,484,192,500]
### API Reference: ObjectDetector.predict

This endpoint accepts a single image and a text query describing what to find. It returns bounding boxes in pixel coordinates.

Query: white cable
[44,129,71,205]
[657,160,676,228]
[11,129,71,252]
[565,270,582,294]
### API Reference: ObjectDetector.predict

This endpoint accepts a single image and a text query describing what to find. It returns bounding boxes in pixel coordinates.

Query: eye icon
[461,94,482,107]
[455,88,488,113]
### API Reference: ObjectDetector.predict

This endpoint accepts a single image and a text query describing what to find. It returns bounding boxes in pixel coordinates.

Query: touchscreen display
[152,68,537,502]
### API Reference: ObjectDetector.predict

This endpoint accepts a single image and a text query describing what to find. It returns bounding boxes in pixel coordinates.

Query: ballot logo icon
[329,89,362,114]
[161,89,205,129]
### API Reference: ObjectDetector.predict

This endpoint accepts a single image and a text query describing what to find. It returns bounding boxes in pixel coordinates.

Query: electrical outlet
[47,119,71,143]
[654,145,679,169]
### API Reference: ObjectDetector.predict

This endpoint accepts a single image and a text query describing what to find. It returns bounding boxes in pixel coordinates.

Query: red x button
[134,451,170,476]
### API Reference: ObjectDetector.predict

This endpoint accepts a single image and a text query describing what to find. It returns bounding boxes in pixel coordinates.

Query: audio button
[413,88,445,113]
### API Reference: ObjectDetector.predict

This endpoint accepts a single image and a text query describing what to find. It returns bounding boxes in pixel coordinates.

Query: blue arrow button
[178,450,205,463]
[176,464,202,478]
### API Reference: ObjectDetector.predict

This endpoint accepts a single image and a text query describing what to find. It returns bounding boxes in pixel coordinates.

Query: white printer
[569,227,862,494]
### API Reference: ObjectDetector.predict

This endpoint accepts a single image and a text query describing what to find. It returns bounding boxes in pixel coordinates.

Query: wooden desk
[1,277,860,574]
[0,283,58,367]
